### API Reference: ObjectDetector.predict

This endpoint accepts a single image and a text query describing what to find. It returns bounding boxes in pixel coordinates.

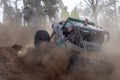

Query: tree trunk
[2,0,9,24]
[113,1,118,30]
[92,8,98,26]
[15,0,18,11]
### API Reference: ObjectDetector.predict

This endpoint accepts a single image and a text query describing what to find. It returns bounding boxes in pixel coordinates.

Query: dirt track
[0,25,120,80]
[0,45,43,80]
[0,43,114,80]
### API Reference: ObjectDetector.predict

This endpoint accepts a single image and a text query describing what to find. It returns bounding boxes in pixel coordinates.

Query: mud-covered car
[34,17,110,52]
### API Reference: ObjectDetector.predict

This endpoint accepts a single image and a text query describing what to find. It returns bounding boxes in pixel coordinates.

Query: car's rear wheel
[34,30,50,48]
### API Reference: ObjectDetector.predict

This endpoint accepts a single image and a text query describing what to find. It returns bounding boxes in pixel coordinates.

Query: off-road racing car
[34,17,110,52]
[33,18,112,79]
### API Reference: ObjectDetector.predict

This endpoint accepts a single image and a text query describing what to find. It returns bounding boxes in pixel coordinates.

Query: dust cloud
[17,42,115,80]
[18,42,71,80]
[0,23,120,80]
[0,24,52,47]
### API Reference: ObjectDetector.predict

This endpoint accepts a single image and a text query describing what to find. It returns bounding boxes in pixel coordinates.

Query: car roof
[66,17,104,32]
[67,17,96,26]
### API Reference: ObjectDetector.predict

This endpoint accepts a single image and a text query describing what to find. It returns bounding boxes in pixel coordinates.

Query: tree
[14,0,21,11]
[71,7,79,19]
[82,0,119,25]
[23,0,42,15]
[99,7,115,27]
[61,6,69,20]
[23,0,59,21]
[0,0,23,24]
[59,0,64,9]
[1,0,13,24]
[43,0,59,20]
[84,0,100,24]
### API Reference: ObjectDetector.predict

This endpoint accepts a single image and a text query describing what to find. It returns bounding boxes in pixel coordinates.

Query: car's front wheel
[34,30,50,48]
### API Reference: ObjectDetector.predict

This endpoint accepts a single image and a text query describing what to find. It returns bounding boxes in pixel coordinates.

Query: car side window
[64,21,72,28]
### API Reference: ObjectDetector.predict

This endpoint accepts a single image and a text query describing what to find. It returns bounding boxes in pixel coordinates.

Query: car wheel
[34,30,50,48]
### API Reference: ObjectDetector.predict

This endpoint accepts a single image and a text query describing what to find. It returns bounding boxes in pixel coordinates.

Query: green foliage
[71,7,79,19]
[61,7,69,20]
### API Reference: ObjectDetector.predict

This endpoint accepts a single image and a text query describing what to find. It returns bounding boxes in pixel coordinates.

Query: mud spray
[0,24,120,80]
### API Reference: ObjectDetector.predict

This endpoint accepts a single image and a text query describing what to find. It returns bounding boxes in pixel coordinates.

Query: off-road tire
[34,30,50,48]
